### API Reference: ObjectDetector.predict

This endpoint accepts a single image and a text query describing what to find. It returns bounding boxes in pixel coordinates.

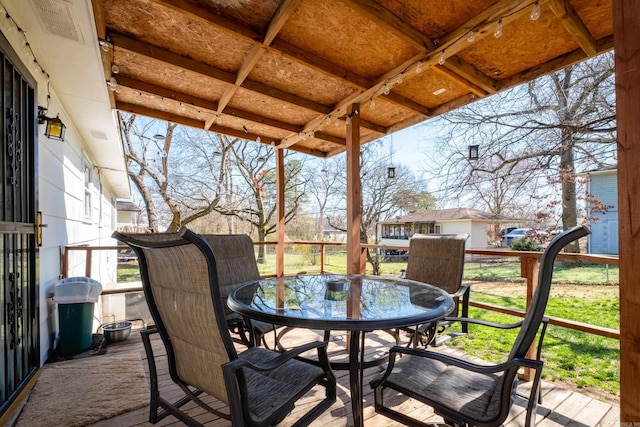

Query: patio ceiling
[91,0,613,158]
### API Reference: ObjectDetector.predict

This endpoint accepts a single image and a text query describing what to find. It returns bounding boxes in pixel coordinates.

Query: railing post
[85,248,93,277]
[320,243,326,273]
[520,253,540,381]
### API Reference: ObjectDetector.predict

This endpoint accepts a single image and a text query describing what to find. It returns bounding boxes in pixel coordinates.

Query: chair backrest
[508,225,590,360]
[404,233,469,295]
[200,234,261,314]
[113,229,237,404]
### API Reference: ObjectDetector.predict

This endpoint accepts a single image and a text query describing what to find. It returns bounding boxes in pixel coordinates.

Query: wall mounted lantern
[387,166,396,179]
[38,107,66,141]
[468,145,479,160]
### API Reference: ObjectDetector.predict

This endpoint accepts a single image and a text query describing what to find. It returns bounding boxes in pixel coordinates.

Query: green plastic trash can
[54,277,102,355]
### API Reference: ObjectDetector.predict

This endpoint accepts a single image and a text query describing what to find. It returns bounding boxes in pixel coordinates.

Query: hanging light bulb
[494,19,503,38]
[108,76,118,91]
[346,115,352,125]
[369,98,376,109]
[310,130,315,138]
[383,83,390,95]
[216,114,222,124]
[415,61,423,74]
[396,74,404,84]
[325,115,332,126]
[438,51,446,66]
[111,64,120,74]
[256,136,261,143]
[467,30,475,43]
[136,92,143,104]
[531,2,541,20]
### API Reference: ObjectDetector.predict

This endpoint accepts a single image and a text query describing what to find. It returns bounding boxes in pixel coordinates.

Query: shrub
[511,238,544,251]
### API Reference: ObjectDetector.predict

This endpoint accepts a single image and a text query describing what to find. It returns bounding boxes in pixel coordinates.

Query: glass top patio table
[228,273,454,331]
[228,273,454,427]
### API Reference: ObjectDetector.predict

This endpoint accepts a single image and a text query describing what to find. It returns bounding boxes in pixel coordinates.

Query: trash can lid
[54,277,103,304]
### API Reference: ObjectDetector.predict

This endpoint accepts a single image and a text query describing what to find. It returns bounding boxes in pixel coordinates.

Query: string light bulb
[467,30,475,43]
[396,74,404,84]
[256,136,261,143]
[383,83,390,95]
[415,61,423,74]
[494,19,503,38]
[369,98,376,109]
[438,51,446,66]
[111,64,120,74]
[345,115,352,125]
[530,2,541,20]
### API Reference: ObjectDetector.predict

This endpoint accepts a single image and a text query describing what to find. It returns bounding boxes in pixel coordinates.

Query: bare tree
[215,142,308,262]
[326,142,431,273]
[120,113,233,232]
[426,53,615,251]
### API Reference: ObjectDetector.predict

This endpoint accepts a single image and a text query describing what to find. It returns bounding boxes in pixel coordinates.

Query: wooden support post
[346,103,362,275]
[276,148,285,277]
[613,1,640,421]
[520,253,540,381]
[320,243,325,273]
[85,248,93,277]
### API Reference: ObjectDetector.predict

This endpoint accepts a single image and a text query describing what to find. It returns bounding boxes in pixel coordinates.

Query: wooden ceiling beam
[110,33,334,115]
[116,74,350,146]
[217,0,301,115]
[145,0,432,125]
[548,0,597,56]
[117,101,287,148]
[282,0,539,149]
[343,0,498,97]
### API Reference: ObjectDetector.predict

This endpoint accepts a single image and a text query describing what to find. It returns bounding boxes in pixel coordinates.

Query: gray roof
[116,200,142,212]
[379,208,517,224]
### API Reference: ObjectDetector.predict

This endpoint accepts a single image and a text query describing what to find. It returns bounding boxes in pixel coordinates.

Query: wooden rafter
[548,0,597,56]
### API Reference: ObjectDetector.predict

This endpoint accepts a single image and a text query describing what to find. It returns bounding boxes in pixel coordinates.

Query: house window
[84,161,93,220]
[416,223,440,234]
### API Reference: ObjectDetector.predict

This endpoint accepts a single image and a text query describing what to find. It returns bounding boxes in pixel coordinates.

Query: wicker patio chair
[402,233,469,346]
[114,229,336,426]
[371,226,590,427]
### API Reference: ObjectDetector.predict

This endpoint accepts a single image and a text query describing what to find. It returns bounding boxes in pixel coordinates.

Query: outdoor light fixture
[387,166,396,179]
[38,107,66,141]
[468,145,479,160]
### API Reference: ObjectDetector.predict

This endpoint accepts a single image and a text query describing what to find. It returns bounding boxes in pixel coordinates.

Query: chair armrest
[229,341,328,372]
[450,282,471,299]
[391,346,542,374]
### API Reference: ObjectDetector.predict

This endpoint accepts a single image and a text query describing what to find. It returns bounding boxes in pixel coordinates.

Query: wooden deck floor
[82,328,619,427]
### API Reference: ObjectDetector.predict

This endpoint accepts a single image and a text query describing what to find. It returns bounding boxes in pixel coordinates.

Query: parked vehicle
[499,227,518,247]
[505,228,533,247]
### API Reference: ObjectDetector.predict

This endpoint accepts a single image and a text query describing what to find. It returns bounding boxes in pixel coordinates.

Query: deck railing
[62,240,620,342]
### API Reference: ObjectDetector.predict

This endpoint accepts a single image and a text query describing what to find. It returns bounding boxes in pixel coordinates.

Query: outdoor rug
[16,351,149,427]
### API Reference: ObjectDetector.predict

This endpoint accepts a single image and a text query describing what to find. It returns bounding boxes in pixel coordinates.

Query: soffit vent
[90,129,108,140]
[29,0,83,43]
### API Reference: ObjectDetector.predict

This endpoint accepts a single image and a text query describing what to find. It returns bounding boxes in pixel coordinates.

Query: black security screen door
[0,32,39,415]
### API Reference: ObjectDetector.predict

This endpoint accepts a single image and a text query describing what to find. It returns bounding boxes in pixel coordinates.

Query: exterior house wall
[587,171,619,254]
[3,34,122,363]
[377,219,490,250]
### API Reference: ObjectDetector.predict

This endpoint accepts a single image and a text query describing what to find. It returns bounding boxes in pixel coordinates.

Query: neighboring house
[376,208,517,253]
[0,1,129,407]
[116,200,145,232]
[582,167,619,255]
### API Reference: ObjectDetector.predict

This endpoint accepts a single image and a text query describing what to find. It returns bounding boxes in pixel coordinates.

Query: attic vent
[90,130,108,140]
[30,0,83,43]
